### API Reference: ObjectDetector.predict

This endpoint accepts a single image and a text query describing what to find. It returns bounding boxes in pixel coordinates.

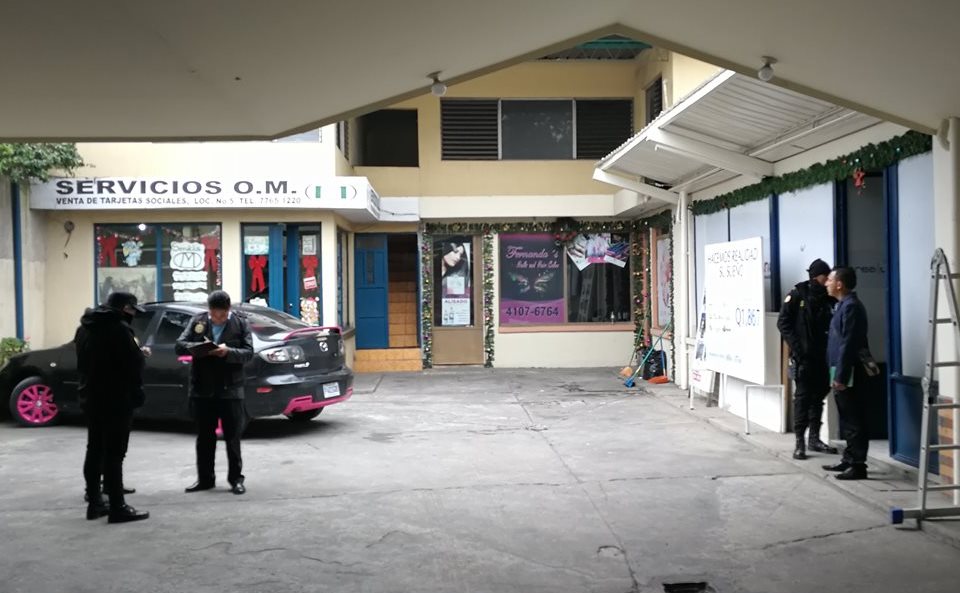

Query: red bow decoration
[302,255,319,279]
[201,236,220,276]
[97,235,119,267]
[853,168,866,191]
[248,255,267,293]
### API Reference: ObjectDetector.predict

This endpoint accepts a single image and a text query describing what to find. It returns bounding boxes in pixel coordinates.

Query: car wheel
[9,377,60,427]
[286,409,323,422]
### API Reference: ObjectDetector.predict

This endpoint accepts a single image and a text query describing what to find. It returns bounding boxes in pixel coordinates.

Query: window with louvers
[441,99,499,160]
[645,77,663,125]
[575,100,633,159]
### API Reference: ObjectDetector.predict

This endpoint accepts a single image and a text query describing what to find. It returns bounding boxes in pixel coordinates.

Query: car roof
[143,301,281,316]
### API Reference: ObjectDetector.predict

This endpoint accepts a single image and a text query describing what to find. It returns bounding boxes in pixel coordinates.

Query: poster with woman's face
[434,236,473,326]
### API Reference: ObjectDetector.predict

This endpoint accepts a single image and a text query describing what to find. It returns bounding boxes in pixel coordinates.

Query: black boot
[107,494,149,524]
[808,428,839,454]
[793,435,807,460]
[86,491,109,520]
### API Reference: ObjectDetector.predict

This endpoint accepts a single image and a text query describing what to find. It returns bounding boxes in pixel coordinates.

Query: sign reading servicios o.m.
[702,237,765,384]
[29,176,379,211]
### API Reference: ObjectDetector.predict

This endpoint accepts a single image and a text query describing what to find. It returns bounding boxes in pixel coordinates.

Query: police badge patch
[194,322,206,334]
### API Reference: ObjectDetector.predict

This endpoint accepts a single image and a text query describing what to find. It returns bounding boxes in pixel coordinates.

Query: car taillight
[259,345,305,363]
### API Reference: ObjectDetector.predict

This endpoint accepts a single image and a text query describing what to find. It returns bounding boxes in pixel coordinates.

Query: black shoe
[836,466,868,480]
[185,481,216,493]
[822,462,851,472]
[808,439,839,454]
[793,446,807,460]
[86,500,109,520]
[107,504,150,524]
[230,480,246,495]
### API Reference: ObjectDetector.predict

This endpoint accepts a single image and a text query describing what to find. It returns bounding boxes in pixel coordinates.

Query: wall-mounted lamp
[428,71,447,97]
[758,56,777,82]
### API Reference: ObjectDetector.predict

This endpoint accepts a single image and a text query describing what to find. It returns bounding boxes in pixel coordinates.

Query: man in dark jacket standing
[824,266,871,480]
[777,258,838,460]
[75,291,150,523]
[176,290,254,495]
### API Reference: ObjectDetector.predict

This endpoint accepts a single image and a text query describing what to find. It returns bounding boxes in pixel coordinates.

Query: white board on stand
[702,237,765,384]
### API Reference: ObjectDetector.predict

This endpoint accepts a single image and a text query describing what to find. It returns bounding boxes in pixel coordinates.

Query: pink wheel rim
[16,384,58,425]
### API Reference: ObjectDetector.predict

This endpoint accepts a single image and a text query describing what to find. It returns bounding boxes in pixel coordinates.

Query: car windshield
[241,308,312,339]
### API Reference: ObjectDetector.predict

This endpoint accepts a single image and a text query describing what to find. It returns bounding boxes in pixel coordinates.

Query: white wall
[778,183,835,299]
[729,197,772,311]
[0,182,15,338]
[694,210,728,321]
[898,152,935,377]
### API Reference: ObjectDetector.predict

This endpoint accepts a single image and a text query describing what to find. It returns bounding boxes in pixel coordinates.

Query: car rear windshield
[242,309,312,339]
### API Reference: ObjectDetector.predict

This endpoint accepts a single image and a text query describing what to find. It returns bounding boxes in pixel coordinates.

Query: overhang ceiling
[0,0,954,140]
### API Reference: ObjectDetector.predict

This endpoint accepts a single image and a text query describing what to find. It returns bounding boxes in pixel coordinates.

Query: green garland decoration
[419,228,434,369]
[482,232,495,367]
[691,131,931,216]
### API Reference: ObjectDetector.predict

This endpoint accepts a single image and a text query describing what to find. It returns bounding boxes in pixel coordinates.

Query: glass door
[242,223,323,326]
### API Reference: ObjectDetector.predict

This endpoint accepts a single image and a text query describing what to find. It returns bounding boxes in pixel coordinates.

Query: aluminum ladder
[892,248,960,525]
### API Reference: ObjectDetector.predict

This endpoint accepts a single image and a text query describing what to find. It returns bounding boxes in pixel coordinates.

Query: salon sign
[29,176,381,216]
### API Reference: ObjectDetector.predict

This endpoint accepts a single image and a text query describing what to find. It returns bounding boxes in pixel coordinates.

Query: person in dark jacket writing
[777,258,838,460]
[75,292,151,523]
[823,267,871,480]
[176,290,254,495]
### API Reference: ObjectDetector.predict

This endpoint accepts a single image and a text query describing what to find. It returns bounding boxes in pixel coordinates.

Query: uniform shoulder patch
[784,294,791,303]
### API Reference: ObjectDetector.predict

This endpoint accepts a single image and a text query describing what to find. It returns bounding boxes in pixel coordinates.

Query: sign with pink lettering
[499,234,564,324]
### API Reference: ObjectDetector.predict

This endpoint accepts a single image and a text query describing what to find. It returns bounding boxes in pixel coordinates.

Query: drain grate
[663,583,713,593]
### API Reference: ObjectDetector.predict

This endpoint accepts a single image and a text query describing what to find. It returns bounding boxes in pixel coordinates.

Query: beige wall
[75,124,338,178]
[41,209,339,347]
[0,181,15,338]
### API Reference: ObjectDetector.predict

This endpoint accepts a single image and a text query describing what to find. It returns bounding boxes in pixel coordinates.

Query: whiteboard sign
[703,237,765,384]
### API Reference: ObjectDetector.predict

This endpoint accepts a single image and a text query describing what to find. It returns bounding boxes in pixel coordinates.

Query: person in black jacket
[777,258,838,460]
[824,267,871,480]
[176,291,254,495]
[75,291,151,523]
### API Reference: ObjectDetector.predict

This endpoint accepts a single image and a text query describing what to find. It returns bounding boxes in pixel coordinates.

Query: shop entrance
[354,233,422,371]
[241,223,323,326]
[430,234,484,365]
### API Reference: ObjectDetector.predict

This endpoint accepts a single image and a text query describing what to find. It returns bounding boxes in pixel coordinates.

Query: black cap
[807,258,831,279]
[106,291,146,313]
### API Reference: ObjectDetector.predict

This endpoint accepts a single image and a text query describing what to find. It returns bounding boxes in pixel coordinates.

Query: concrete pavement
[0,368,957,593]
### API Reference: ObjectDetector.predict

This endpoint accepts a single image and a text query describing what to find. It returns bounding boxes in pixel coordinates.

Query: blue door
[355,234,389,349]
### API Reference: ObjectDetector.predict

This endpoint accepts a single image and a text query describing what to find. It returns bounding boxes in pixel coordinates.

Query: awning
[595,69,881,206]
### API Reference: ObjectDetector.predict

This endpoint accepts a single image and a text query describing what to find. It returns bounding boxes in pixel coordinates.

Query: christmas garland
[419,230,434,368]
[482,233,495,367]
[691,131,931,215]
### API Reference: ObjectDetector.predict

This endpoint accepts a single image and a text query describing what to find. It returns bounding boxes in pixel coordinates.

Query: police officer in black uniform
[176,290,254,495]
[75,291,151,523]
[777,258,838,460]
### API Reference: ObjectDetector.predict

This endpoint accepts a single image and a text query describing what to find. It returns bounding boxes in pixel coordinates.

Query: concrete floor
[0,368,957,593]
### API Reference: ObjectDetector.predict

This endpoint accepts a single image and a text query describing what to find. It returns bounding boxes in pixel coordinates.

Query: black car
[1,303,353,427]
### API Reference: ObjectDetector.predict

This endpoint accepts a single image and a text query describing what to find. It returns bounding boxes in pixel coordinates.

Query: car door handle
[178,355,193,364]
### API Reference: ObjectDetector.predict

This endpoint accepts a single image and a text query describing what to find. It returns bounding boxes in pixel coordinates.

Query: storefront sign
[243,236,270,256]
[29,176,381,218]
[499,233,564,324]
[702,237,766,384]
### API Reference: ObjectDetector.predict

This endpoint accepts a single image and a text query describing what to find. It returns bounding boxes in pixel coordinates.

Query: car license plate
[322,382,341,397]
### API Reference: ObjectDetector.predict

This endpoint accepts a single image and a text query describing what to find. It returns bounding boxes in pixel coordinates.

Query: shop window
[95,223,222,305]
[433,235,474,327]
[241,223,322,326]
[442,98,632,161]
[355,109,419,167]
[498,232,630,325]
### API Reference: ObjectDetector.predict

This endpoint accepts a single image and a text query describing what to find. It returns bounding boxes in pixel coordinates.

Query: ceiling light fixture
[428,71,447,97]
[757,56,777,82]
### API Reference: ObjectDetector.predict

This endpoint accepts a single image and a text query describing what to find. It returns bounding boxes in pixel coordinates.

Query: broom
[624,320,671,388]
